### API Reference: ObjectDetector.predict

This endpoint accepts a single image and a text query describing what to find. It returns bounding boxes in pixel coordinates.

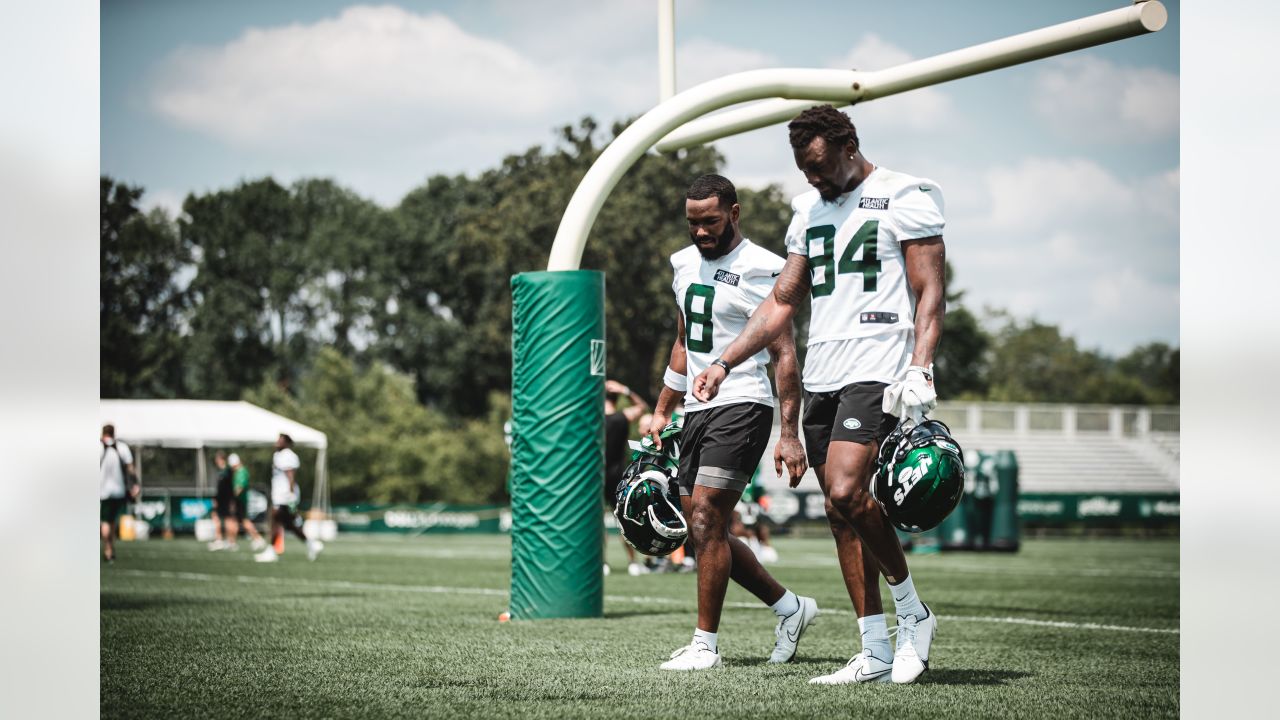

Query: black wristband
[711,358,730,373]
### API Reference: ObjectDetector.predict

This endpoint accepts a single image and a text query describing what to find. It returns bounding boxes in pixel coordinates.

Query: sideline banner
[332,504,511,533]
[1016,493,1180,523]
[754,489,1177,527]
[131,490,269,532]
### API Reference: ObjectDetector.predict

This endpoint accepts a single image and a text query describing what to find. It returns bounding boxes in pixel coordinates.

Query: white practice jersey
[670,239,785,412]
[784,166,945,391]
[100,440,133,500]
[271,448,301,506]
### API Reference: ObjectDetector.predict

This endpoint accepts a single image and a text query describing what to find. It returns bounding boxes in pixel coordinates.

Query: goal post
[508,2,1166,620]
[655,0,1168,153]
[548,1,1165,271]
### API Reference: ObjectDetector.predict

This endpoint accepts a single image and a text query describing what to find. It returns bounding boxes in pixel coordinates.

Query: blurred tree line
[101,117,1178,503]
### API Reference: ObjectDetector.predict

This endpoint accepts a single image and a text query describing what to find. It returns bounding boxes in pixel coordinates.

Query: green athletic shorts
[100,497,128,524]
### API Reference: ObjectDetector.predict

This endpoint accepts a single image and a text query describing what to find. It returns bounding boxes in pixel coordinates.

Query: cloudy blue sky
[101,0,1179,355]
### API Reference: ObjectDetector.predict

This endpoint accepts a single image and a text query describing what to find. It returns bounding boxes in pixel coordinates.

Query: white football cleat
[892,604,937,684]
[251,537,268,552]
[660,642,722,671]
[207,540,228,551]
[627,562,646,576]
[768,595,818,663]
[808,651,893,685]
[602,564,611,576]
[759,545,779,564]
[307,539,324,561]
[254,548,278,563]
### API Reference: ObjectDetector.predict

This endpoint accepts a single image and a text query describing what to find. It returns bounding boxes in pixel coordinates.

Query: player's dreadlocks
[788,105,860,154]
[686,173,738,210]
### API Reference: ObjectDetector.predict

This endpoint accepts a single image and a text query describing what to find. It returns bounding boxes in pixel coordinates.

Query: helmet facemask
[613,459,688,556]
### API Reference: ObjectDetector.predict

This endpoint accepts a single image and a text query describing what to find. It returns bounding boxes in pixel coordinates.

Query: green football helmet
[613,417,687,557]
[871,419,965,533]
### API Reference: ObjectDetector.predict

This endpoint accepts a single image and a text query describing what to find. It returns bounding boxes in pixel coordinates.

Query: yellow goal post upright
[506,1,1166,620]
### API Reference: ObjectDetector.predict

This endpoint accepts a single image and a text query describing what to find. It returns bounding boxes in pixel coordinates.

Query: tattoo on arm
[767,323,802,438]
[720,254,810,367]
[669,311,688,375]
[772,253,810,307]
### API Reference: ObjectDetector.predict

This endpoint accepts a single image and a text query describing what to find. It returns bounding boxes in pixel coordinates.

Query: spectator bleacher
[760,401,1179,495]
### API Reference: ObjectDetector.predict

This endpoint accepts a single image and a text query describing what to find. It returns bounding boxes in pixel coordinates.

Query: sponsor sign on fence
[131,490,271,532]
[332,504,511,533]
[1016,493,1179,523]
[144,492,1177,536]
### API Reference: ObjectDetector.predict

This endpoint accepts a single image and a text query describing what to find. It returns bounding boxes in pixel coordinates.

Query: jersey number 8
[807,220,882,298]
[683,283,716,353]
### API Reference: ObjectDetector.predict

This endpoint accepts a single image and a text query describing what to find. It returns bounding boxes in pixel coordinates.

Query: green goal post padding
[508,270,606,619]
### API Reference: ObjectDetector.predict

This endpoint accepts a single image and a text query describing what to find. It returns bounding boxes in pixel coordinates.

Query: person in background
[732,468,780,564]
[604,379,649,576]
[100,423,139,564]
[208,451,237,551]
[229,453,267,551]
[255,434,323,562]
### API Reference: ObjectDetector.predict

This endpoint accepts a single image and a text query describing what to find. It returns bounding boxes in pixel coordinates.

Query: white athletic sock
[889,573,926,620]
[770,589,800,618]
[858,614,892,660]
[692,628,718,653]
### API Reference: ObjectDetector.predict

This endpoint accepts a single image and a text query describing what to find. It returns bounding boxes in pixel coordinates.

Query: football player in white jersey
[646,174,815,671]
[693,106,946,685]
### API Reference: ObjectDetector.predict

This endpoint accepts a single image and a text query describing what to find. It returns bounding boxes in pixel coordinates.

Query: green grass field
[101,534,1178,718]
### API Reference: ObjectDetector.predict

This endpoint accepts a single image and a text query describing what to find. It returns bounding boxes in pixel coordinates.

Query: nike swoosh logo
[784,609,805,642]
[918,186,932,192]
[771,271,781,277]
[855,667,890,681]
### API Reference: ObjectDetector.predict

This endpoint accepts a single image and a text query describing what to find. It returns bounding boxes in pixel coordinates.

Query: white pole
[658,0,676,102]
[548,2,1165,271]
[547,69,857,271]
[197,446,207,496]
[656,1,1166,152]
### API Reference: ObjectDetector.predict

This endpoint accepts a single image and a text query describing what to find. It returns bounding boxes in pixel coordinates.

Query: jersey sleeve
[117,442,133,465]
[278,450,301,471]
[890,180,945,241]
[670,251,684,303]
[739,248,785,308]
[783,203,810,256]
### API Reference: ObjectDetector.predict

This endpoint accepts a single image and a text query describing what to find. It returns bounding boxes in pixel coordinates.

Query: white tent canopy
[99,399,329,513]
[100,399,327,449]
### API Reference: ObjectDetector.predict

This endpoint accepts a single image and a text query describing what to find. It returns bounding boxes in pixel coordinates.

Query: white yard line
[940,615,1179,635]
[115,569,508,597]
[782,554,1178,579]
[112,569,1178,635]
[121,546,1178,578]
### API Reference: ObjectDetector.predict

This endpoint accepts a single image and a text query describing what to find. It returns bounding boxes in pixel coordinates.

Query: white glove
[882,365,937,422]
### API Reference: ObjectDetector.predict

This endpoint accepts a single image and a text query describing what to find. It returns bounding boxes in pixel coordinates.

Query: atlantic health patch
[713,269,740,287]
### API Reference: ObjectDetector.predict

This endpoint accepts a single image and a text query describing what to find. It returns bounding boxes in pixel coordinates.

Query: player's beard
[691,222,735,259]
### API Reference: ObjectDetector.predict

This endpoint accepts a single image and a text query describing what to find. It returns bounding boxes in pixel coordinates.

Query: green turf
[101,534,1178,719]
